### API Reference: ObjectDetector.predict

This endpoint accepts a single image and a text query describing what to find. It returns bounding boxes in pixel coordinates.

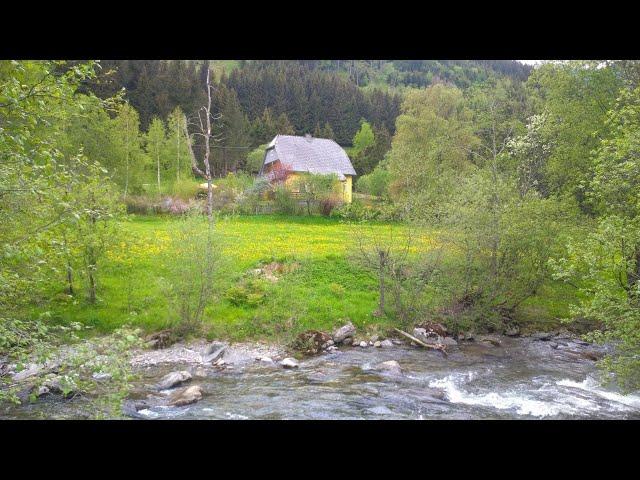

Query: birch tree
[183,67,221,219]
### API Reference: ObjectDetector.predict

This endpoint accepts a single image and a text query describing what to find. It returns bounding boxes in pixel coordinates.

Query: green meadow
[35,214,576,342]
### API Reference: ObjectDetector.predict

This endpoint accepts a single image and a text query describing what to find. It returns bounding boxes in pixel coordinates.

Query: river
[4,336,640,419]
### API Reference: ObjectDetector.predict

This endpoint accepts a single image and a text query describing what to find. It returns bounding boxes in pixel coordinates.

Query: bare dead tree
[181,67,222,220]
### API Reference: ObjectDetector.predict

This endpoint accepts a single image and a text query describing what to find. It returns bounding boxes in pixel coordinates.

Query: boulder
[292,330,332,355]
[342,337,353,346]
[204,341,226,356]
[374,341,382,348]
[531,332,554,341]
[122,400,151,419]
[504,327,520,337]
[380,339,394,348]
[417,322,448,337]
[413,327,427,337]
[203,343,227,364]
[43,376,74,397]
[374,360,403,376]
[156,370,192,391]
[458,331,475,342]
[477,335,502,347]
[359,341,368,348]
[440,337,458,346]
[35,386,50,397]
[280,357,299,369]
[145,329,175,349]
[192,367,209,377]
[12,363,43,382]
[257,356,274,364]
[168,385,203,407]
[333,322,356,343]
[92,372,112,381]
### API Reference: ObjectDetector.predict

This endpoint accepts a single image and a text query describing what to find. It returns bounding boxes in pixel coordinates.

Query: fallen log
[393,328,447,357]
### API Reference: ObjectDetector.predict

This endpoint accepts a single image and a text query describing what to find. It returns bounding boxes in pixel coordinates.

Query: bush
[331,199,402,221]
[171,179,200,201]
[245,144,270,174]
[207,173,255,214]
[356,167,390,197]
[124,196,158,215]
[319,195,342,216]
[236,176,272,215]
[158,197,192,215]
[161,213,222,336]
[273,185,299,215]
[226,278,268,307]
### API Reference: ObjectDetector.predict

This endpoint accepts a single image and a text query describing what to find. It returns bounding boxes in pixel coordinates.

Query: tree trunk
[628,246,640,305]
[156,145,161,194]
[176,124,181,182]
[88,265,96,304]
[124,115,130,199]
[378,251,386,314]
[66,262,74,296]
[204,68,213,219]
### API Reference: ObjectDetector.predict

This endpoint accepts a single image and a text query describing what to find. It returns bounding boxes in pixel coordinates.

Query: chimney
[304,133,313,142]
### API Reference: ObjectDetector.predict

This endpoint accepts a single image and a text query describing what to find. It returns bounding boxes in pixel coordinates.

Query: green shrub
[331,199,404,222]
[171,179,200,200]
[124,196,158,215]
[160,213,222,336]
[225,277,268,307]
[237,177,272,214]
[273,185,299,215]
[356,167,390,197]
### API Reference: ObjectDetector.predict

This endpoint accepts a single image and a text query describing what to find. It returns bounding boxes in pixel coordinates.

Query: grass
[34,214,579,342]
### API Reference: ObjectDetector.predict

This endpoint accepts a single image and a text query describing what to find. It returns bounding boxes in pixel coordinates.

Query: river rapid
[4,335,640,420]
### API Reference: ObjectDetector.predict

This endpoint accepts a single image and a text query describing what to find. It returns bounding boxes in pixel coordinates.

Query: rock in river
[280,358,299,369]
[477,335,502,347]
[380,339,394,348]
[531,332,554,341]
[156,370,192,391]
[373,360,403,376]
[202,342,227,364]
[168,385,203,407]
[333,321,356,343]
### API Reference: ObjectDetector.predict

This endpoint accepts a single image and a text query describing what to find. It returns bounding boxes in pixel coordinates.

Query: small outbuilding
[259,134,357,203]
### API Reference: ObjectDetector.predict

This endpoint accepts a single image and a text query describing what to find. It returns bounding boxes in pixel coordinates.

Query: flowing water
[4,336,640,420]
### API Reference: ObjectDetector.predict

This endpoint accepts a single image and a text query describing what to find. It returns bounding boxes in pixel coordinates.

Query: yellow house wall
[343,175,353,203]
[268,168,353,203]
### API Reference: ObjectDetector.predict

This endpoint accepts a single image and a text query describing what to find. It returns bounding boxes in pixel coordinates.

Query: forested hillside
[274,60,532,88]
[80,60,530,176]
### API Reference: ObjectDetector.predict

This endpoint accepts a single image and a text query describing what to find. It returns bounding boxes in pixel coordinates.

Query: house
[259,134,357,203]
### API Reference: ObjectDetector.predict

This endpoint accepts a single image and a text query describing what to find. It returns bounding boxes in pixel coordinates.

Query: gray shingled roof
[261,135,356,180]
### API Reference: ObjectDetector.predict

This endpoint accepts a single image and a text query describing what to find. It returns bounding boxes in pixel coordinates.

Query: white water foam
[429,371,640,418]
[556,377,640,410]
[225,412,249,419]
[137,409,160,418]
[429,375,562,417]
[428,372,598,418]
